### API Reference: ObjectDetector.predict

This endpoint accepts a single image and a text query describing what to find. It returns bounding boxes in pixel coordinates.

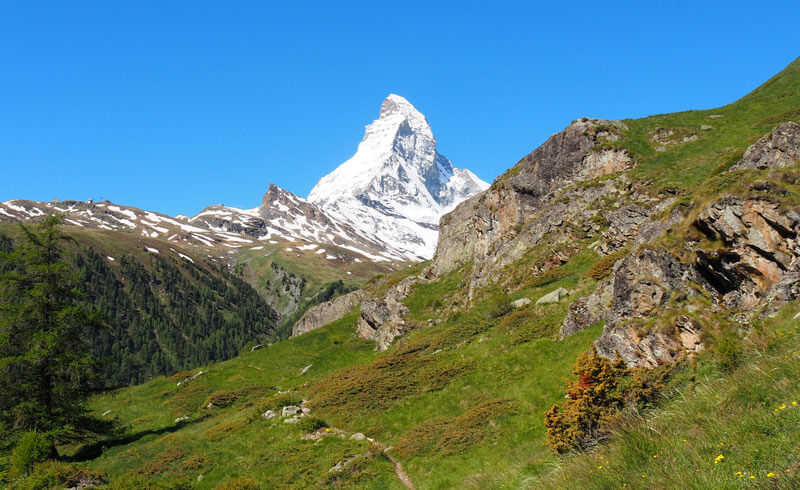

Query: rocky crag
[296,117,800,365]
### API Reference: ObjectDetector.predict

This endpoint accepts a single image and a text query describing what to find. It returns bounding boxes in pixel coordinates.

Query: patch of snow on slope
[108,206,138,220]
[171,249,194,263]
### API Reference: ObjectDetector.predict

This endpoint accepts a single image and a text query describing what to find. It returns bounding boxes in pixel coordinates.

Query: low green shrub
[0,456,9,485]
[309,344,473,413]
[107,472,191,489]
[585,247,628,280]
[713,331,744,372]
[10,461,103,490]
[296,417,328,433]
[395,398,516,457]
[251,392,303,416]
[201,391,239,409]
[215,476,260,490]
[9,431,53,478]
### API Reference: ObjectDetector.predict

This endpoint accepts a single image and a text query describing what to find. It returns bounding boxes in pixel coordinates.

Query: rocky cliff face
[355,276,420,351]
[590,122,800,367]
[292,290,365,337]
[694,197,800,312]
[730,121,800,171]
[431,118,635,291]
[593,249,709,366]
[259,262,307,321]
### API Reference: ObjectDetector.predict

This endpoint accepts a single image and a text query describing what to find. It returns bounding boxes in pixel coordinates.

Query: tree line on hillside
[0,216,282,480]
[1,219,280,388]
[0,217,114,478]
[76,241,279,386]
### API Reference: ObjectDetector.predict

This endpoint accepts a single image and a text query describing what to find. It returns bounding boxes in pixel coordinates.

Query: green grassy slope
[620,57,800,194]
[63,257,605,488]
[531,304,800,489]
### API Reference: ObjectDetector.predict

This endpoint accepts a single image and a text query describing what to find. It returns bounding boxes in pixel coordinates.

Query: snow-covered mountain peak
[308,95,489,260]
[379,94,426,121]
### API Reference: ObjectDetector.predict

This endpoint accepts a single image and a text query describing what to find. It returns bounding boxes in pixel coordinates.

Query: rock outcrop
[292,290,365,337]
[729,121,800,171]
[262,262,306,320]
[593,249,709,367]
[356,276,419,351]
[593,195,800,367]
[589,123,800,366]
[559,279,613,339]
[694,197,800,313]
[431,118,635,292]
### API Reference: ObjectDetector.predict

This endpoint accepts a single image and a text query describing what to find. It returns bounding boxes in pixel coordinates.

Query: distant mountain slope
[0,223,279,386]
[0,193,401,327]
[189,183,410,262]
[308,94,489,260]
[0,198,258,254]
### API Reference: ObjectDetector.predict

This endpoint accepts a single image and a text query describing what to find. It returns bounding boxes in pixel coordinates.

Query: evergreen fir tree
[0,216,110,447]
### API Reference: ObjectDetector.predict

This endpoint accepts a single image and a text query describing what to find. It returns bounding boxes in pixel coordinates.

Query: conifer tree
[0,215,109,447]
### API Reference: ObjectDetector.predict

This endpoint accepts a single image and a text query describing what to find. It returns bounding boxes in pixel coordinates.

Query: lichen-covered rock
[511,297,531,308]
[357,276,419,351]
[281,406,301,418]
[729,121,800,171]
[292,290,365,337]
[595,193,800,367]
[597,201,681,255]
[594,249,708,367]
[536,287,569,305]
[559,279,613,339]
[694,197,800,313]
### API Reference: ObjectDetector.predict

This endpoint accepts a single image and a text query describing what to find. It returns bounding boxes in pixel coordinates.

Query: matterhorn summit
[308,94,488,260]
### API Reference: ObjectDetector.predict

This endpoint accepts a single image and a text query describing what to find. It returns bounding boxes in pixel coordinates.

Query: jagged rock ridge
[189,184,409,262]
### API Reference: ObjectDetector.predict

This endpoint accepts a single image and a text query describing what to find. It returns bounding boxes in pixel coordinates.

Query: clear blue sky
[1,1,798,216]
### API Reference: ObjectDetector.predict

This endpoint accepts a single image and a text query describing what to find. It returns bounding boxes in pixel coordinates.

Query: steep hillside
[0,222,279,387]
[232,239,395,338]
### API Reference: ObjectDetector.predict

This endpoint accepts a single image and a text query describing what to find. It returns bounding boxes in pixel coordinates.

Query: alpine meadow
[2,5,800,488]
